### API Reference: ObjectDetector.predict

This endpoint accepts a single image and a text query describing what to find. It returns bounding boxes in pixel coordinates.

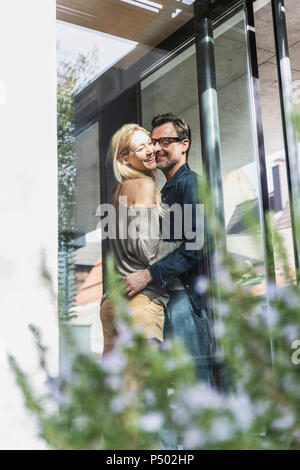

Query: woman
[100,123,181,354]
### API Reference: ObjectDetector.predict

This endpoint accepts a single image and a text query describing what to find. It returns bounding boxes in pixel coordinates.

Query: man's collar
[161,163,190,193]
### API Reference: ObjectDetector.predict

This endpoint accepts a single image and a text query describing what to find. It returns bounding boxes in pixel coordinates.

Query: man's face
[151,122,188,170]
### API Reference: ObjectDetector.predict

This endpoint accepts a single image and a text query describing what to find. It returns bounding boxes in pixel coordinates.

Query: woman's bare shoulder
[119,178,156,206]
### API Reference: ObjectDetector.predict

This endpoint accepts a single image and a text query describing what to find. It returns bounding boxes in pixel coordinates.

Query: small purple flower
[265,306,279,327]
[144,389,156,405]
[183,427,206,449]
[228,394,253,430]
[214,320,225,339]
[273,414,294,430]
[282,325,297,342]
[45,376,64,404]
[110,395,130,414]
[105,375,122,391]
[139,412,164,432]
[180,384,223,411]
[101,350,126,374]
[195,276,208,295]
[292,429,300,442]
[210,417,233,442]
[267,282,278,300]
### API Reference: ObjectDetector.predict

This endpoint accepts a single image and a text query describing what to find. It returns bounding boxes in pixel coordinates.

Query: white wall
[0,0,58,449]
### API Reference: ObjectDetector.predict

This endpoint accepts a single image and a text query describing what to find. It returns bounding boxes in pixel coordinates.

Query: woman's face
[125,130,156,172]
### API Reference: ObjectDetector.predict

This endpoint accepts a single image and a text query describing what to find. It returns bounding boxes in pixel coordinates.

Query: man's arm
[124,268,153,297]
[125,174,202,296]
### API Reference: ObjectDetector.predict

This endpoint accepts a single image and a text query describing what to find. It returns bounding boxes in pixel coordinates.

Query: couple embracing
[100,113,213,385]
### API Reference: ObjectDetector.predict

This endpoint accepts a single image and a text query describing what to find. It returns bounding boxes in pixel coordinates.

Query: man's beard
[155,154,177,170]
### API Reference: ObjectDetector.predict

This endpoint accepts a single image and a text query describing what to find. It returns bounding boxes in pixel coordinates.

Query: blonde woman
[100,123,181,354]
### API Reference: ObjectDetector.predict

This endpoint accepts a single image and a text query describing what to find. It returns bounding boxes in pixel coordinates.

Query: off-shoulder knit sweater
[109,204,182,308]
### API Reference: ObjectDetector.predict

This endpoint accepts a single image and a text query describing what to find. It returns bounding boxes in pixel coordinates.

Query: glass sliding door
[72,122,102,357]
[140,5,270,302]
[138,3,275,387]
[254,0,297,287]
[57,0,199,361]
[58,0,278,365]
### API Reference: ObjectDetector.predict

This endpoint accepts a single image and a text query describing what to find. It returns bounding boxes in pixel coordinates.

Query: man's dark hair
[151,113,192,160]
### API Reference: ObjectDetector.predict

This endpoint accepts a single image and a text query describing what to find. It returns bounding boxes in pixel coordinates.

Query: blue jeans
[164,290,213,385]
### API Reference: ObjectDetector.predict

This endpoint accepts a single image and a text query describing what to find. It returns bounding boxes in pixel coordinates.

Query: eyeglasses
[151,137,183,148]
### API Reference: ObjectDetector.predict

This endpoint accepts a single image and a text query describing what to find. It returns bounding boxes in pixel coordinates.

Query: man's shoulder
[172,168,203,206]
[175,167,201,189]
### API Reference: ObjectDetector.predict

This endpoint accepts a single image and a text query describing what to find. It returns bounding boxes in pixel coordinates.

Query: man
[124,113,213,384]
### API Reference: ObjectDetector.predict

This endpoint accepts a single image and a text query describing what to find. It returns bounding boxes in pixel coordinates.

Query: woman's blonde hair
[109,123,162,214]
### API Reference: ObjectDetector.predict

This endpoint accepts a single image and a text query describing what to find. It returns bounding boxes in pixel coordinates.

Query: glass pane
[72,123,102,353]
[286,0,300,197]
[255,0,297,287]
[57,1,275,362]
[141,44,202,189]
[140,6,270,302]
[57,0,198,359]
[215,10,267,299]
[57,27,105,359]
[286,0,300,120]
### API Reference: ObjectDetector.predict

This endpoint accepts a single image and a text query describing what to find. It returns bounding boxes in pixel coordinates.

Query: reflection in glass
[57,22,136,358]
[141,43,202,189]
[255,0,297,287]
[215,12,267,298]
[71,123,102,356]
[57,1,197,360]
[141,10,269,300]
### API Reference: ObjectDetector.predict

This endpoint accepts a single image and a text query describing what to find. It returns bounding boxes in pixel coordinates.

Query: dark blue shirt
[148,163,207,311]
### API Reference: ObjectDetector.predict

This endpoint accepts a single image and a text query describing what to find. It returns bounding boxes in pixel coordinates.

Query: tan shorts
[100,294,164,355]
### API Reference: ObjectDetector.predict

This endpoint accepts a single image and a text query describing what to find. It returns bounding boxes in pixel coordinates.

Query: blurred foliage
[8,89,300,449]
[9,210,300,449]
